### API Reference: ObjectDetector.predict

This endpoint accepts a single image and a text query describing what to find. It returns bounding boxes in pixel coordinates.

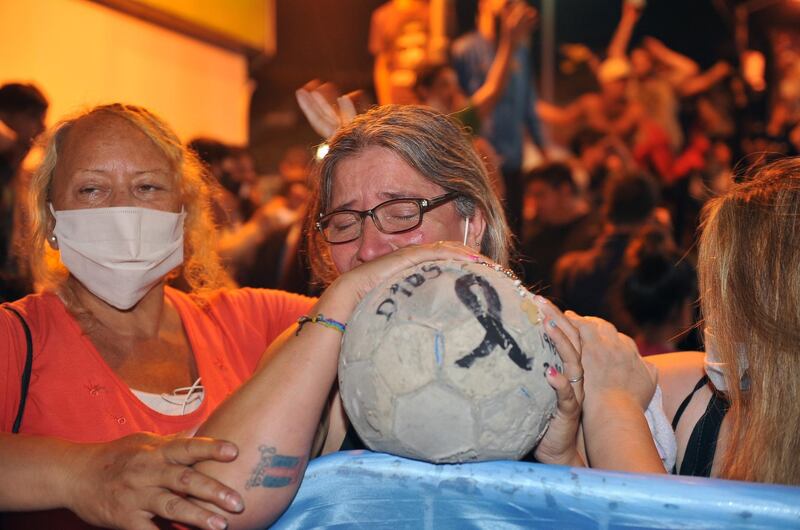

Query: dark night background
[248,0,799,170]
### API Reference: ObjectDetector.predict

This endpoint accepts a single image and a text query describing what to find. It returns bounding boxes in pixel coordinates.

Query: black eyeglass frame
[316,191,460,244]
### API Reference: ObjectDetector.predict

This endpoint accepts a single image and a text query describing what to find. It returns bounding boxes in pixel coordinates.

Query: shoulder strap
[678,387,731,477]
[671,375,732,477]
[672,375,709,430]
[3,305,33,434]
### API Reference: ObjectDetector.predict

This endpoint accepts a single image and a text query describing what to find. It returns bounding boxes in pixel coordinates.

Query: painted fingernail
[547,366,558,377]
[469,254,481,262]
[208,515,228,530]
[226,493,244,512]
[534,295,548,305]
[220,443,238,458]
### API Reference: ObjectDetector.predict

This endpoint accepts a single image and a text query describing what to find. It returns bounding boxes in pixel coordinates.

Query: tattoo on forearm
[245,445,305,489]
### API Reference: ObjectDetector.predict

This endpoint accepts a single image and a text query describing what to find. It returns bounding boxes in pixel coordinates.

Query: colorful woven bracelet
[296,314,347,336]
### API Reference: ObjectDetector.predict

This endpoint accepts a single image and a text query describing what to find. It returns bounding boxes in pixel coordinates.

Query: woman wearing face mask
[571,157,800,485]
[0,104,324,529]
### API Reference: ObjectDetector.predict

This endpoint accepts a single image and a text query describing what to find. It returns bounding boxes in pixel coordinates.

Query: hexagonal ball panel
[372,322,438,396]
[477,385,555,459]
[393,383,476,463]
[339,359,394,442]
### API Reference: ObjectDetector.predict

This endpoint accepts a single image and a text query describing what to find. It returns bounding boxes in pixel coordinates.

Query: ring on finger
[568,374,584,384]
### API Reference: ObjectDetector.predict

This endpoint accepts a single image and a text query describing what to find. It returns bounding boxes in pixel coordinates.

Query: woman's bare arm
[472,3,537,120]
[567,313,666,474]
[192,243,481,529]
[0,432,242,530]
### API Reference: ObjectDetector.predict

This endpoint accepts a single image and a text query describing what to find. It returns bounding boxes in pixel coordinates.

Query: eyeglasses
[316,192,460,244]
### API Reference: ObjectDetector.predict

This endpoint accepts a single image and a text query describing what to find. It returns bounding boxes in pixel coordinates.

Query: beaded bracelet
[296,313,347,336]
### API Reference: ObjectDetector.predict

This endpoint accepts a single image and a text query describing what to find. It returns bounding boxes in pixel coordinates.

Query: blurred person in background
[188,138,297,286]
[414,2,535,203]
[536,3,646,149]
[615,225,697,356]
[223,145,260,219]
[274,145,312,211]
[369,0,431,105]
[414,1,535,130]
[552,172,659,324]
[452,0,549,239]
[569,126,636,207]
[521,162,600,295]
[0,82,48,301]
[238,145,314,294]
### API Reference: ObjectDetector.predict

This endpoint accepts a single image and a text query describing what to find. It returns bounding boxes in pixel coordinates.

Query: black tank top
[340,422,368,451]
[671,375,730,477]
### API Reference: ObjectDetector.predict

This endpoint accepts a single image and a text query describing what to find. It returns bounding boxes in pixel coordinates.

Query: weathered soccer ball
[339,259,561,463]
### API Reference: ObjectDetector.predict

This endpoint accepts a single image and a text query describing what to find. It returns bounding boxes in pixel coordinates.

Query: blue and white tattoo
[245,445,304,489]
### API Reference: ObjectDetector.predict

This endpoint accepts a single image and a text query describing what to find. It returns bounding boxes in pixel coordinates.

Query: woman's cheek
[330,245,355,274]
[406,232,426,245]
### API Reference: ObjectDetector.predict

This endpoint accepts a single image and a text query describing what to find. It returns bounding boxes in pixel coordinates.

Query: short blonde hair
[28,103,231,295]
[306,104,512,286]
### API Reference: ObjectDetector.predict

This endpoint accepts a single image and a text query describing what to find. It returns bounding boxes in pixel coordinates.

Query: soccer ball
[339,259,561,463]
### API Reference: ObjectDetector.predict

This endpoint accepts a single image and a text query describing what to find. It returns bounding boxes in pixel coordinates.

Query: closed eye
[78,185,102,195]
[385,212,417,221]
[332,218,357,231]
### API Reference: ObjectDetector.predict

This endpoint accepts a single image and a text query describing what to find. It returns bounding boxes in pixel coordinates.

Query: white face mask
[50,204,186,310]
[703,326,749,392]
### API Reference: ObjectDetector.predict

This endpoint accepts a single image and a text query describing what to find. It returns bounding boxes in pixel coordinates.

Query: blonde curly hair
[28,103,232,297]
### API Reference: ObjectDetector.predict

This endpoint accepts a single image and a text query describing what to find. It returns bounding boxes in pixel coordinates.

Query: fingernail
[220,443,238,458]
[208,515,228,530]
[547,366,558,377]
[534,295,548,305]
[226,493,244,512]
[469,254,481,262]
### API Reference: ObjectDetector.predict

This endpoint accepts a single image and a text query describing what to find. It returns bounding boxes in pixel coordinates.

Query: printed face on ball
[339,260,561,464]
[327,145,485,272]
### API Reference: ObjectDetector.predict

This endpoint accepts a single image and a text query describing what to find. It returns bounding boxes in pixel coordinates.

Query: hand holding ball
[339,260,561,463]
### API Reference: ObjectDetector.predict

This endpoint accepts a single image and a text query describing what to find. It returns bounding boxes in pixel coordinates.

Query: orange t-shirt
[1,286,315,440]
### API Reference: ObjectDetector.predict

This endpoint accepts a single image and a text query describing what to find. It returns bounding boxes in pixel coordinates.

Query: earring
[49,235,57,243]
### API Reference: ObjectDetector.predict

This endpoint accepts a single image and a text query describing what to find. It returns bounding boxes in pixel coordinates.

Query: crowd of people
[1,0,799,528]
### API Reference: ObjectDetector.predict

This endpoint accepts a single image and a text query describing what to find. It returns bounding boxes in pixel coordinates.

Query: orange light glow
[0,0,251,144]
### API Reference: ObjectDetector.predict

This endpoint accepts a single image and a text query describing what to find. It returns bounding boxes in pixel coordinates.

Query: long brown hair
[698,157,800,484]
[306,104,512,286]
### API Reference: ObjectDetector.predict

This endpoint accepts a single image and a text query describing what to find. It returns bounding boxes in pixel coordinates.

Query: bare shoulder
[646,351,705,421]
[647,350,704,372]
